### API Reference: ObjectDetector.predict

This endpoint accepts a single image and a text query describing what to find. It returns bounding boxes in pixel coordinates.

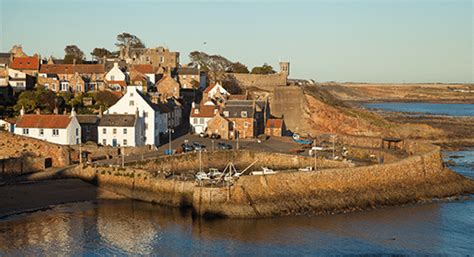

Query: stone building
[156,75,180,99]
[121,46,180,69]
[265,118,285,137]
[207,113,232,139]
[38,64,105,93]
[10,55,40,76]
[173,67,204,89]
[189,102,219,134]
[222,100,268,139]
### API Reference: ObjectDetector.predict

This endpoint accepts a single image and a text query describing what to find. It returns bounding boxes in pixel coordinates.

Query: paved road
[96,134,307,166]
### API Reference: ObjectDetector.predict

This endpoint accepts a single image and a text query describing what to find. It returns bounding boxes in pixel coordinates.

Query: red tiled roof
[16,114,72,128]
[203,83,217,93]
[190,105,219,118]
[266,118,283,128]
[131,64,155,74]
[110,91,124,98]
[106,80,127,88]
[39,64,105,74]
[10,56,40,70]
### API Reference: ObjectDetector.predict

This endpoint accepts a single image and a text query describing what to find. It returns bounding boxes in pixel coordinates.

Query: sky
[0,0,472,83]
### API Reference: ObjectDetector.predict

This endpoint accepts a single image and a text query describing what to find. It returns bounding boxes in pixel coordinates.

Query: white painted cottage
[106,85,168,146]
[189,102,219,134]
[98,113,144,147]
[14,108,81,145]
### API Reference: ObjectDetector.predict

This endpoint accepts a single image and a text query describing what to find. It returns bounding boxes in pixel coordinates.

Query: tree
[91,48,112,60]
[14,91,36,113]
[64,45,85,64]
[94,91,120,108]
[222,74,244,94]
[251,63,276,75]
[115,32,145,49]
[230,62,249,73]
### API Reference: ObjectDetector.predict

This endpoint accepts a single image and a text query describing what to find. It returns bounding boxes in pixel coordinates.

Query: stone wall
[0,156,46,177]
[227,73,287,90]
[141,150,350,174]
[192,140,468,218]
[271,86,309,132]
[0,131,71,169]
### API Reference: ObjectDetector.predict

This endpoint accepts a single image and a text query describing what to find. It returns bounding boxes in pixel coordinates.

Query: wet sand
[0,179,124,218]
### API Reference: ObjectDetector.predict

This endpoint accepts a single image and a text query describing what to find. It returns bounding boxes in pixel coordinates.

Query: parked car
[210,133,221,139]
[217,142,232,150]
[199,132,208,138]
[181,143,194,152]
[192,142,206,150]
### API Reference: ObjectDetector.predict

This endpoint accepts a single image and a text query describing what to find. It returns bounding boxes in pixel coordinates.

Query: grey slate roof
[77,115,99,124]
[99,114,136,127]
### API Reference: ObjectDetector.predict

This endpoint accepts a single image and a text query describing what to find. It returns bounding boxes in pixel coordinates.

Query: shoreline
[0,179,124,218]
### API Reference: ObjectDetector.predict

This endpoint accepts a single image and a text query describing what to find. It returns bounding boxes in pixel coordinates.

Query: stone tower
[279,62,290,77]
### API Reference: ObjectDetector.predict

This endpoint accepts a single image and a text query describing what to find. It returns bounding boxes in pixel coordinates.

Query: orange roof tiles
[190,105,219,118]
[266,118,283,128]
[39,64,105,74]
[131,64,155,74]
[10,56,40,70]
[16,114,72,128]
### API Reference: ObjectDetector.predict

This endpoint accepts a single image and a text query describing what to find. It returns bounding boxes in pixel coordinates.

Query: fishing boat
[250,167,277,176]
[292,133,313,145]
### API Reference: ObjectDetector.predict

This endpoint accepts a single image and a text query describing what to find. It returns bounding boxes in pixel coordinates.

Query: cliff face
[270,86,444,139]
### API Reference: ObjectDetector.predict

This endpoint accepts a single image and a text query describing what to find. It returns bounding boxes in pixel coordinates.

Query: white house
[105,62,127,82]
[106,85,167,146]
[98,113,144,147]
[14,108,81,145]
[8,68,28,92]
[203,82,229,101]
[0,118,16,133]
[189,102,219,134]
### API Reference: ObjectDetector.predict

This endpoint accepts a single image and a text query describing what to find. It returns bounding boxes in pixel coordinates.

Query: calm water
[1,103,473,256]
[365,102,474,116]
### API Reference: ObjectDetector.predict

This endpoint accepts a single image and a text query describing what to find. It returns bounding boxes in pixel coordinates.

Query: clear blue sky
[0,0,472,83]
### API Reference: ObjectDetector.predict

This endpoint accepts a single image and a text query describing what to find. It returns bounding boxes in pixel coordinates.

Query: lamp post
[166,127,174,155]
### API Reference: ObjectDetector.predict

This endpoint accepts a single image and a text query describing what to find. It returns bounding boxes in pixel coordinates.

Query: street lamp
[166,127,175,155]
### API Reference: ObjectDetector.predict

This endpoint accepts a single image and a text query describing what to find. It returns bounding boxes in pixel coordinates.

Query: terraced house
[38,63,105,92]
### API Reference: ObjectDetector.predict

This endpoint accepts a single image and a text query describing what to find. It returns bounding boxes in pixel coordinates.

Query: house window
[102,128,106,134]
[76,138,80,144]
[193,118,198,124]
[123,128,127,134]
[144,112,148,118]
[244,122,249,128]
[17,82,24,87]
[160,56,164,63]
[241,111,247,118]
[199,118,204,124]
[52,84,56,91]
[145,123,148,130]
[130,92,134,97]
[129,100,134,106]
[52,129,59,136]
[102,139,106,145]
[14,73,18,78]
[39,129,44,136]
[123,139,128,146]
[113,128,117,134]
[61,82,69,91]
[110,75,115,80]
[23,128,29,135]
[76,128,79,136]
[76,85,81,92]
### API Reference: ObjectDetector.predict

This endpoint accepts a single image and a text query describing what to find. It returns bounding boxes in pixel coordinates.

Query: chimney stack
[35,108,41,115]
[53,107,59,114]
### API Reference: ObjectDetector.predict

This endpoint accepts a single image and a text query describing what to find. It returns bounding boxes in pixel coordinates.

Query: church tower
[279,62,290,77]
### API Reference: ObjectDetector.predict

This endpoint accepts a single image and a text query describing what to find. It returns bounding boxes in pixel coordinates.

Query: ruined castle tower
[279,62,290,77]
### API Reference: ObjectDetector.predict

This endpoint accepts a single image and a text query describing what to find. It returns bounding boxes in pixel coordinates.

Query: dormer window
[223,111,229,117]
[194,109,199,114]
[241,111,247,118]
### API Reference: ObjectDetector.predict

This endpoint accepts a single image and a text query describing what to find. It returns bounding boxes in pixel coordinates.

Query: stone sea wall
[68,139,474,218]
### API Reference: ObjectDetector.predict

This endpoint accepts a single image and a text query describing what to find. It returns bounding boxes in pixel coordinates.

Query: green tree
[230,62,249,73]
[251,63,276,75]
[64,45,85,64]
[115,32,145,49]
[14,91,36,113]
[91,48,112,60]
